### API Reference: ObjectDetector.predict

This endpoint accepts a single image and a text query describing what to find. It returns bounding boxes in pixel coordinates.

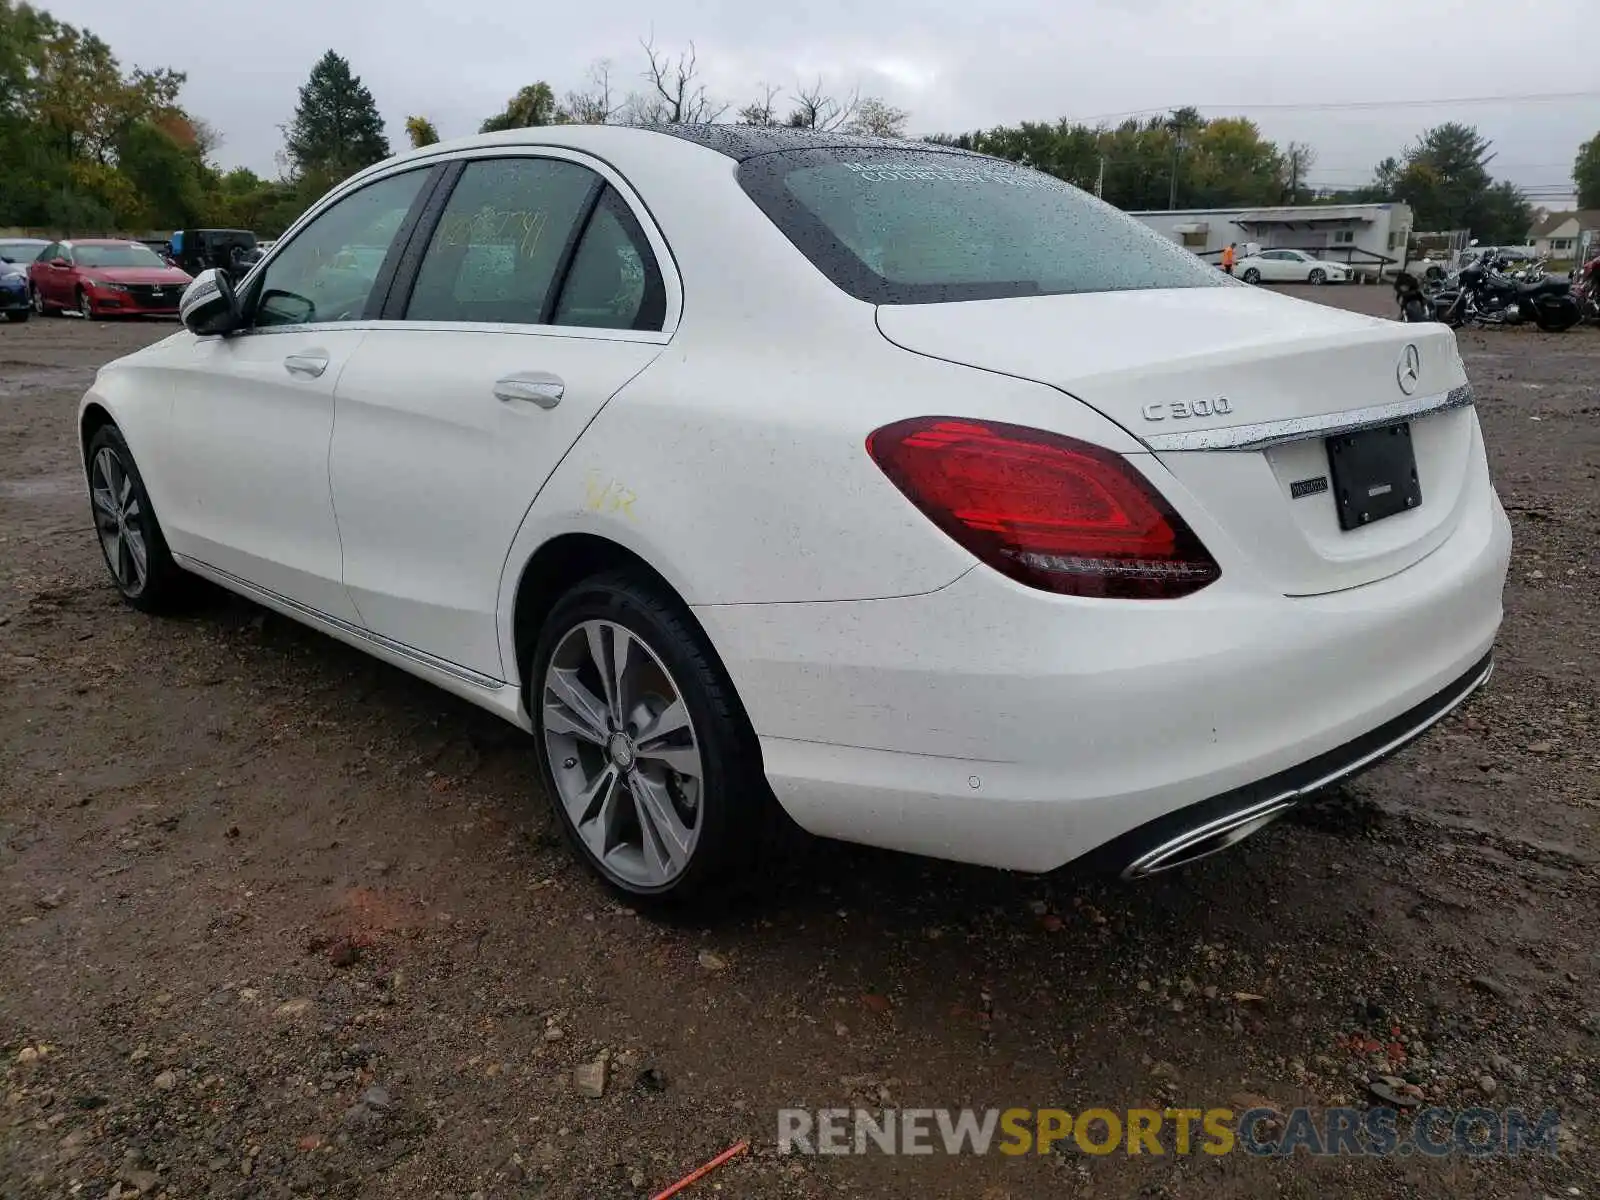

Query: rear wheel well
[80,403,116,468]
[512,535,685,687]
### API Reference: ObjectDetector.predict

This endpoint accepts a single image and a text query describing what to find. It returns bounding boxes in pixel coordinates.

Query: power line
[1076,90,1600,125]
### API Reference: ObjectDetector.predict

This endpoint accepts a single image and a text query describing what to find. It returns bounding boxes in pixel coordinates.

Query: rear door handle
[284,352,329,378]
[494,373,564,409]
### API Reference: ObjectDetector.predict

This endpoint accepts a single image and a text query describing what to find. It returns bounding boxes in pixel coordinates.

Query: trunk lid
[876,286,1477,596]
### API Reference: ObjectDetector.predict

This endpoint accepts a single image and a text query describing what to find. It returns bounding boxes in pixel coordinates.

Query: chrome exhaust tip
[1120,797,1297,881]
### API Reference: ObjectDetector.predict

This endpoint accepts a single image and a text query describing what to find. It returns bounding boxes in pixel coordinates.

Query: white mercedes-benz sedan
[78,124,1510,902]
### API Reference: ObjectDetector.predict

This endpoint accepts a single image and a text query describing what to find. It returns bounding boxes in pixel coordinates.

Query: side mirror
[179,268,243,336]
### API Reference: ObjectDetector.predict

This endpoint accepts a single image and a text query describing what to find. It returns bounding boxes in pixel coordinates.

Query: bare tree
[631,35,727,124]
[846,96,909,138]
[561,59,617,125]
[737,83,781,127]
[785,79,859,132]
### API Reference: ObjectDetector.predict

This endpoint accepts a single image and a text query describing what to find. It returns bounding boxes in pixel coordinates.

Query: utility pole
[1168,135,1186,210]
[1289,146,1301,204]
[1095,155,1105,199]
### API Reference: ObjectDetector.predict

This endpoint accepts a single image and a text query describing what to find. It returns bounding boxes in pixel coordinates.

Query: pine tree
[283,50,389,180]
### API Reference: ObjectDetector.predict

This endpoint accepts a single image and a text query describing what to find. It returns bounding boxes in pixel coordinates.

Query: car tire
[4,309,27,322]
[31,286,50,316]
[77,287,98,320]
[529,569,784,906]
[85,424,189,613]
[1241,268,1261,284]
[1308,269,1326,286]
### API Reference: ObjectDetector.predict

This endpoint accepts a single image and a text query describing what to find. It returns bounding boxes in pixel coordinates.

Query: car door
[328,152,675,679]
[40,243,72,304]
[1255,250,1285,282]
[152,166,440,622]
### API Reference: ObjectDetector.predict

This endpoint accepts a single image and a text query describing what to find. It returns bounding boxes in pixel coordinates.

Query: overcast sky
[46,0,1599,202]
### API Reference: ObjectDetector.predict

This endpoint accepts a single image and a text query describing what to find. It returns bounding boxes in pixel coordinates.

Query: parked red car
[28,238,193,319]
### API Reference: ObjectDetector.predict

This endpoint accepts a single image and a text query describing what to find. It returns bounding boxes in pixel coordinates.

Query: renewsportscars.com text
[777,1106,1563,1158]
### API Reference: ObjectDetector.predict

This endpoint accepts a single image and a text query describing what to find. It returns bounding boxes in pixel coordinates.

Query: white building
[1129,202,1414,279]
[1527,210,1600,265]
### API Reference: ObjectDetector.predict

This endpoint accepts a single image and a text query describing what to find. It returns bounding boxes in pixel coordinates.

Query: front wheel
[85,425,189,612]
[1241,268,1261,284]
[530,571,783,904]
[1308,269,1326,285]
[4,309,27,323]
[77,287,99,320]
[31,286,49,316]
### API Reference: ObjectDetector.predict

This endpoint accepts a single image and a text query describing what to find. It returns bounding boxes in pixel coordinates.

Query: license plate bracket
[1326,423,1421,531]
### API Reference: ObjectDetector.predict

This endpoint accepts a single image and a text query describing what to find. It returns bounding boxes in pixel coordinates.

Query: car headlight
[94,281,129,292]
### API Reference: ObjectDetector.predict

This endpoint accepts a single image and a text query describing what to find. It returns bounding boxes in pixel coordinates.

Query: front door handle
[284,352,329,378]
[494,373,564,409]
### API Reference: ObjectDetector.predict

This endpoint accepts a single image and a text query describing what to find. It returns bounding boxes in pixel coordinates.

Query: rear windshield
[737,148,1228,304]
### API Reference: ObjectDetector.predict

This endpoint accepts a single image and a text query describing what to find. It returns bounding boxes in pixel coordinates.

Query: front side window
[405,157,599,324]
[251,169,429,328]
[738,148,1229,304]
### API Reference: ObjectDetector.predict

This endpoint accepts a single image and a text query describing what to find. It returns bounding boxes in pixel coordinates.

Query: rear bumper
[695,476,1510,873]
[1105,651,1491,878]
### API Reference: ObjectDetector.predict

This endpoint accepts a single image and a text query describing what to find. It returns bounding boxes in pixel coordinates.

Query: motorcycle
[1573,253,1600,324]
[1430,249,1580,332]
[1393,270,1436,323]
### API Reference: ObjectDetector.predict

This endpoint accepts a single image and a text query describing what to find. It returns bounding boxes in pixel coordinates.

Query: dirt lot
[2,288,1597,1199]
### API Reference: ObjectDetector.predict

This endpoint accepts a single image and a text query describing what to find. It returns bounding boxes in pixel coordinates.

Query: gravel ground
[2,288,1597,1199]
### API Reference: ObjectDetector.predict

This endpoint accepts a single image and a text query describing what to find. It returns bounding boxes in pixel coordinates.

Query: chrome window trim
[1139,384,1475,452]
[223,318,671,346]
[236,146,682,339]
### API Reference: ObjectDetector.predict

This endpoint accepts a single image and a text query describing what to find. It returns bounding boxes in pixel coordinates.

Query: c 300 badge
[1141,398,1232,422]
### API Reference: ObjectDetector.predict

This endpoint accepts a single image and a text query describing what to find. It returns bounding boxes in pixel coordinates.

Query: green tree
[115,118,205,226]
[1575,133,1600,209]
[929,109,1288,211]
[283,50,390,180]
[479,82,556,132]
[404,114,438,147]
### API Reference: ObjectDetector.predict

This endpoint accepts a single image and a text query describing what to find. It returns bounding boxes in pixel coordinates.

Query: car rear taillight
[866,417,1220,599]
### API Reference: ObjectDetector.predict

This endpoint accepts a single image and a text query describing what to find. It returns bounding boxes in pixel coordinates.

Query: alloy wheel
[90,446,148,595]
[31,286,44,314]
[541,619,704,890]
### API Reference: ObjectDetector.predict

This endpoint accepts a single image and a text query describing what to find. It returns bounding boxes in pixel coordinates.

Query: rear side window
[405,158,599,324]
[552,188,666,332]
[737,148,1229,304]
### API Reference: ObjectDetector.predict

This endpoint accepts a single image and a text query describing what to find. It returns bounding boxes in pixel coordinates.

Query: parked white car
[1237,249,1349,285]
[78,125,1509,903]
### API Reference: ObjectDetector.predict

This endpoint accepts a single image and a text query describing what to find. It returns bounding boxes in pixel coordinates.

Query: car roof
[64,238,148,247]
[642,123,972,162]
[355,121,981,183]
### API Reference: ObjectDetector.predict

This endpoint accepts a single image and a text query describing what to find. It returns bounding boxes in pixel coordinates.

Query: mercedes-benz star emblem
[1396,344,1421,396]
